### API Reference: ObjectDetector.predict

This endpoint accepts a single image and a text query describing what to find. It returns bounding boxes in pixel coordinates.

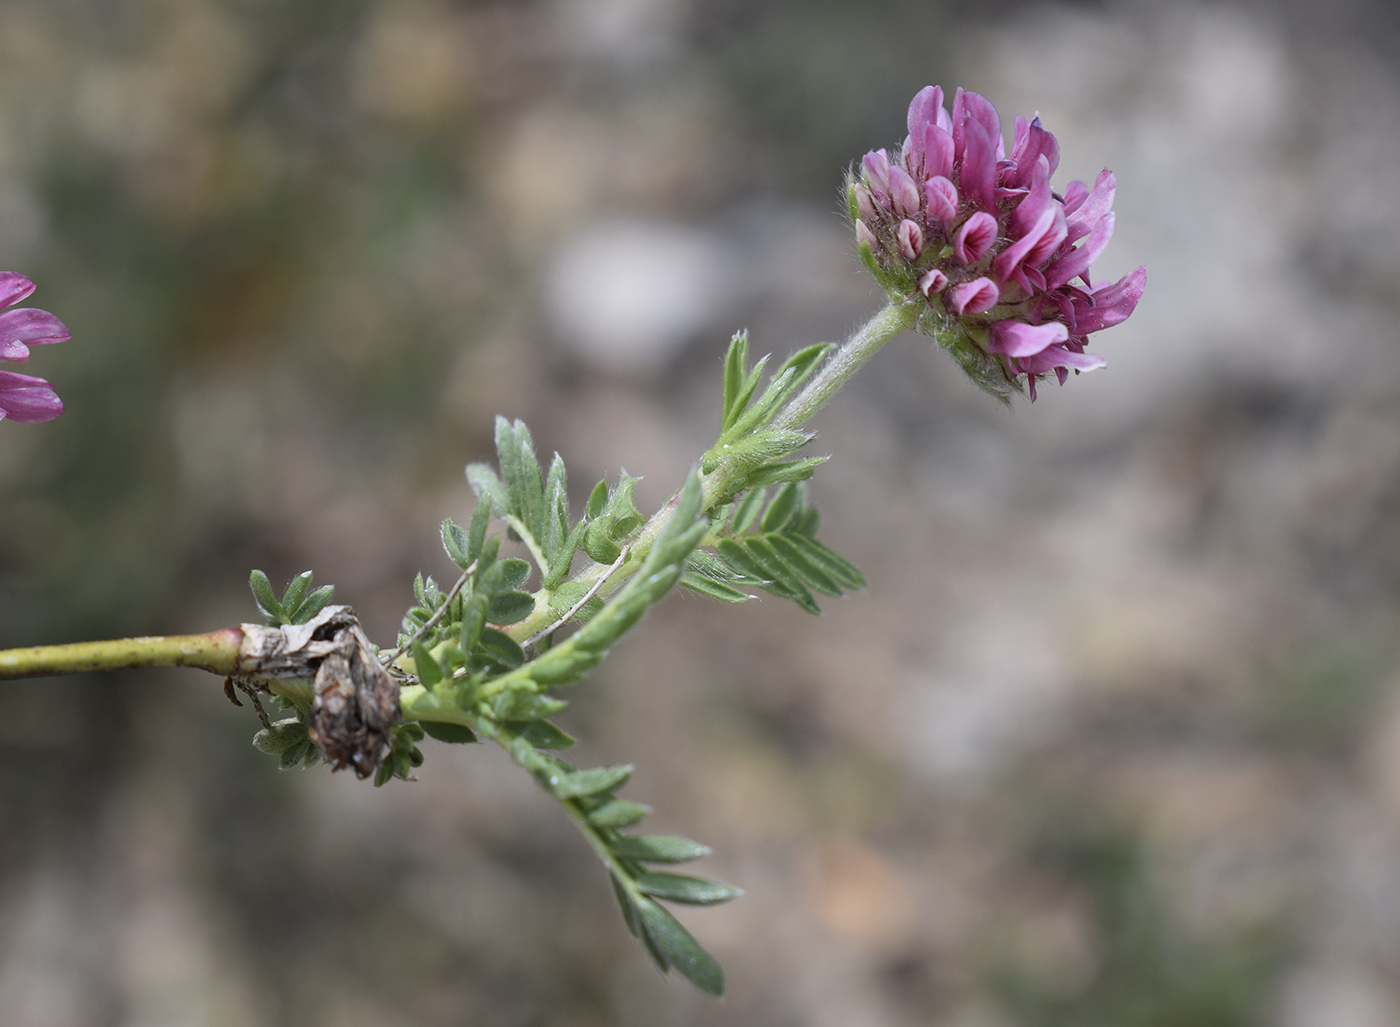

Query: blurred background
[4,0,1400,1023]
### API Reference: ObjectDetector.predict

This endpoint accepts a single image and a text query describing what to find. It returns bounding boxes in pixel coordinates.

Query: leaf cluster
[685,482,866,614]
[248,570,335,626]
[702,331,830,499]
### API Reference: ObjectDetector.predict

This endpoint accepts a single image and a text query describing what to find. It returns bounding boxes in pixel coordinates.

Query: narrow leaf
[634,873,742,906]
[587,477,609,519]
[787,534,866,590]
[513,720,576,749]
[281,571,313,615]
[487,590,535,625]
[766,535,843,596]
[720,330,749,431]
[636,899,726,996]
[553,763,634,799]
[759,483,802,534]
[441,517,472,569]
[587,799,652,828]
[544,452,569,563]
[293,585,335,623]
[412,641,443,688]
[679,570,753,603]
[609,835,711,863]
[465,463,508,517]
[477,627,525,669]
[249,570,283,622]
[492,689,567,722]
[422,722,478,744]
[730,487,767,534]
[745,457,825,486]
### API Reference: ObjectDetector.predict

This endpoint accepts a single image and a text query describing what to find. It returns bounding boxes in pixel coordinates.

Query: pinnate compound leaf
[636,898,726,997]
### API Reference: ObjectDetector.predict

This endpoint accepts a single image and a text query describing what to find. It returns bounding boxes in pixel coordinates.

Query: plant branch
[0,628,245,680]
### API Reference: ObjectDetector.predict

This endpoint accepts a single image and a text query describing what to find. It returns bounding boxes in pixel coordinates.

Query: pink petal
[854,184,878,224]
[953,211,998,265]
[0,368,63,423]
[953,89,1003,164]
[1072,265,1146,333]
[887,165,922,218]
[862,149,892,196]
[925,176,958,223]
[918,268,949,295]
[0,308,70,346]
[992,207,1056,285]
[0,272,35,310]
[1008,156,1053,239]
[923,124,954,181]
[1060,179,1090,215]
[1015,345,1106,375]
[1064,169,1115,245]
[958,118,998,212]
[898,219,923,260]
[947,276,1000,315]
[1006,116,1060,190]
[1044,212,1115,290]
[855,220,879,252]
[988,319,1069,357]
[904,86,944,174]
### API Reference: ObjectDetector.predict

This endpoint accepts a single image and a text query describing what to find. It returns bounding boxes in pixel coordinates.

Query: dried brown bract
[237,606,399,778]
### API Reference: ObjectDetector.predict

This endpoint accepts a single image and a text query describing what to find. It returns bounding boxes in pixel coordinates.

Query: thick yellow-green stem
[0,629,244,680]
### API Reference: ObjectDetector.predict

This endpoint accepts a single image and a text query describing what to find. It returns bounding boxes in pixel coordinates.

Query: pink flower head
[848,86,1145,400]
[0,272,68,423]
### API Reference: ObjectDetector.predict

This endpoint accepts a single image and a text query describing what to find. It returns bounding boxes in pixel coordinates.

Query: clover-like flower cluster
[0,272,69,423]
[850,86,1145,399]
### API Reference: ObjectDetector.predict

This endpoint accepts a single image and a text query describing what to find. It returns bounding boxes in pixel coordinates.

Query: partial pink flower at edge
[0,272,69,424]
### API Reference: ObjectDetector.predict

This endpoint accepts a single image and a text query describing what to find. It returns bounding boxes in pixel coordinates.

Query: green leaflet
[609,835,711,863]
[691,483,866,614]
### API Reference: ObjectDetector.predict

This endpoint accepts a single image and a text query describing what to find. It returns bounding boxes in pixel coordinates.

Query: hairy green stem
[0,629,245,680]
[503,300,916,641]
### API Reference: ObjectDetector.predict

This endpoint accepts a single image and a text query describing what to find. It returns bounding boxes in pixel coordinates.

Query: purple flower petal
[1006,116,1060,190]
[1072,266,1147,334]
[958,118,998,213]
[988,320,1069,358]
[1044,212,1115,290]
[898,219,924,260]
[0,369,63,423]
[992,207,1056,284]
[887,165,922,219]
[0,272,36,310]
[1064,169,1116,245]
[862,149,892,196]
[0,308,71,346]
[918,268,949,295]
[953,211,998,265]
[904,86,944,174]
[947,277,1000,315]
[925,176,958,224]
[923,123,955,181]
